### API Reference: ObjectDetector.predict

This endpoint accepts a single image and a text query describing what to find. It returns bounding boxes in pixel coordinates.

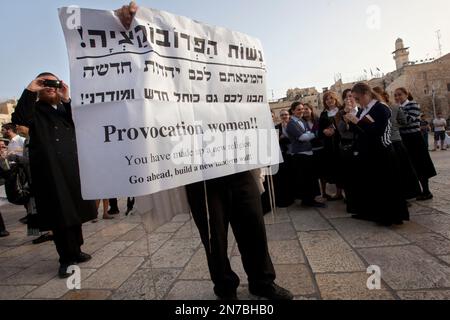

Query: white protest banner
[58,6,281,200]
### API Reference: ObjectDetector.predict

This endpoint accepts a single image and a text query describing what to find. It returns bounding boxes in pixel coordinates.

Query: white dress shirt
[7,134,26,156]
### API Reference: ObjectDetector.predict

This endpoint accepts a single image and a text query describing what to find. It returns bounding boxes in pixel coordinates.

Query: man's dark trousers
[186,171,276,296]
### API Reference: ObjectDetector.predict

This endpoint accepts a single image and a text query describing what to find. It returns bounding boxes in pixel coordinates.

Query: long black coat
[318,110,342,185]
[350,101,409,224]
[12,90,97,231]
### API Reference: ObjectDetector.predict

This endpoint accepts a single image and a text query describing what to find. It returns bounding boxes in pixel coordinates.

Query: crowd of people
[271,83,440,226]
[1,0,448,301]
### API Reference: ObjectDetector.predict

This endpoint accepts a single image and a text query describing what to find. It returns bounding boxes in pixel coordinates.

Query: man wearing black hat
[12,73,97,278]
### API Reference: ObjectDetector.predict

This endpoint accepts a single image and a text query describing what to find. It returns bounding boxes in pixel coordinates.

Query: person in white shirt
[432,113,447,151]
[1,123,25,156]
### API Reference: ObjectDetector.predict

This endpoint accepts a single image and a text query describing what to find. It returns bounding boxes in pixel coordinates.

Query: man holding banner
[114,3,293,300]
[55,2,293,300]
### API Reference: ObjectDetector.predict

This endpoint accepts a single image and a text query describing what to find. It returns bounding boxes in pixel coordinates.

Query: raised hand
[115,1,139,29]
[58,81,71,103]
[26,78,47,93]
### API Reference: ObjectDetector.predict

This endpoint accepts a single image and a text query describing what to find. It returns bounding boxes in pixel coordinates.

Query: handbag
[4,163,31,206]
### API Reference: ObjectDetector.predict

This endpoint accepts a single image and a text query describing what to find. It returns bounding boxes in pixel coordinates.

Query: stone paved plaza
[1,151,449,300]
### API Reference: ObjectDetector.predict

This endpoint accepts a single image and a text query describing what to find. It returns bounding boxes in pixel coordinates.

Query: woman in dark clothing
[345,83,409,226]
[302,104,323,193]
[394,88,437,201]
[318,91,344,200]
[373,87,421,201]
[335,90,361,214]
[273,109,294,208]
[286,103,324,208]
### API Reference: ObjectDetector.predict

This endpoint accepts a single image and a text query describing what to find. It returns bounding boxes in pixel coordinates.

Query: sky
[1,0,449,101]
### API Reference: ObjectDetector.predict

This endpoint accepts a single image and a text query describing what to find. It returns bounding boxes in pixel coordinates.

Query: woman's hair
[302,103,317,122]
[323,91,342,110]
[290,101,303,114]
[342,89,352,102]
[395,87,414,101]
[351,82,381,101]
[373,86,390,104]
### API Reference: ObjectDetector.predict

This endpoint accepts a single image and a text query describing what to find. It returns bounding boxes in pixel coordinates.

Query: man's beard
[38,93,61,105]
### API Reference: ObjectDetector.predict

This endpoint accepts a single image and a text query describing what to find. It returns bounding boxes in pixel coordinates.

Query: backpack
[4,163,31,206]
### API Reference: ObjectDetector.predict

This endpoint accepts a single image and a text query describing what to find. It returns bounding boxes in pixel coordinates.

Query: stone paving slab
[298,230,366,273]
[412,214,450,239]
[264,223,298,241]
[111,268,157,300]
[25,269,97,299]
[439,255,450,265]
[0,266,23,281]
[268,240,306,264]
[290,210,333,232]
[166,281,217,300]
[273,264,316,296]
[3,260,59,286]
[83,256,144,290]
[172,221,201,239]
[358,245,450,290]
[396,290,450,300]
[154,222,185,234]
[329,218,410,248]
[151,238,201,269]
[402,233,450,256]
[61,289,112,300]
[178,248,211,280]
[83,241,134,269]
[264,211,291,225]
[315,272,395,300]
[0,285,37,300]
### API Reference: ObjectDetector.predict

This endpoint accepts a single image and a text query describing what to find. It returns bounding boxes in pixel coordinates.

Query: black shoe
[0,230,10,238]
[58,264,75,279]
[302,200,326,208]
[108,209,120,215]
[328,195,344,202]
[75,252,92,264]
[249,283,294,300]
[417,193,433,201]
[216,292,238,301]
[125,208,133,216]
[214,288,238,301]
[32,233,54,245]
[19,216,28,225]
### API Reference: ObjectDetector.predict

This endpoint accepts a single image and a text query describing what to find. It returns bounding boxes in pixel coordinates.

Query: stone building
[0,100,16,127]
[272,38,450,120]
[269,87,322,121]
